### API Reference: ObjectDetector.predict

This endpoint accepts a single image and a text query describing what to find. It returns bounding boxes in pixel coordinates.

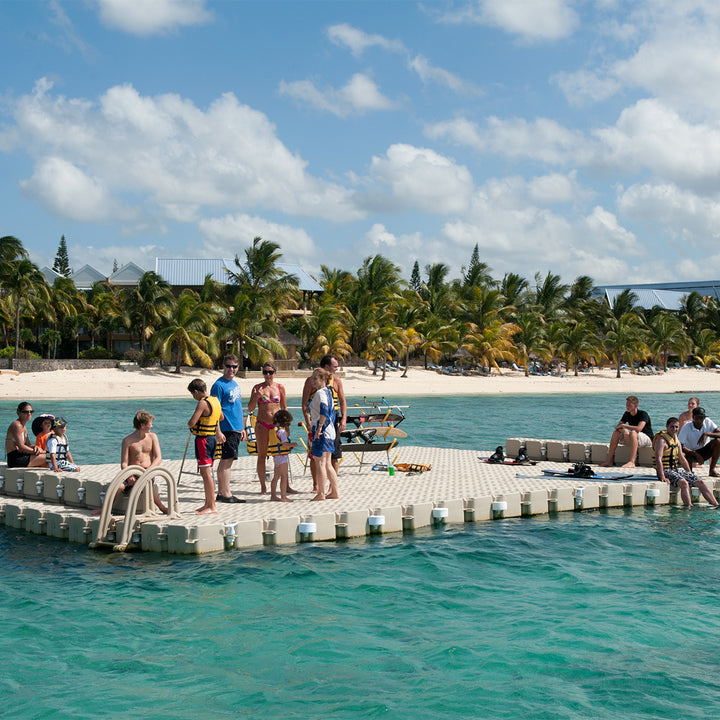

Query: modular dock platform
[0,443,710,555]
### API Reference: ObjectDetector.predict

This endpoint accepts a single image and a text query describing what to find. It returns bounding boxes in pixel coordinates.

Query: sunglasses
[263,369,275,375]
[225,364,238,369]
[20,409,33,414]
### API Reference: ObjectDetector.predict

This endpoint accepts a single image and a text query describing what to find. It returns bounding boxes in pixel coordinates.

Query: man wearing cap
[678,406,720,477]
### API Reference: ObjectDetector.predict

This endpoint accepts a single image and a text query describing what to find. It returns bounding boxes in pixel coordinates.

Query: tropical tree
[1,259,49,356]
[692,328,720,369]
[647,309,691,370]
[604,313,647,378]
[557,320,604,376]
[127,271,174,352]
[513,311,547,376]
[152,289,219,372]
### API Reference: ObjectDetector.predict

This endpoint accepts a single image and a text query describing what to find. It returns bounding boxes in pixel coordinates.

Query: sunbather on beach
[5,402,46,468]
[653,417,719,508]
[600,395,653,468]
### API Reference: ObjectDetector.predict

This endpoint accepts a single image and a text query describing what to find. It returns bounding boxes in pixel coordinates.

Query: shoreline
[1,365,720,401]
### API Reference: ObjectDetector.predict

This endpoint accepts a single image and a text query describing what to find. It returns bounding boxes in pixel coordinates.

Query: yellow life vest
[652,430,678,469]
[192,396,222,436]
[327,375,340,412]
[245,414,290,457]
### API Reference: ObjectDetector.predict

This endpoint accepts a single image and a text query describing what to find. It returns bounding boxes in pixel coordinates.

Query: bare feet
[325,492,339,499]
[599,460,613,467]
[286,487,299,495]
[196,505,217,515]
[311,494,325,501]
[279,497,293,503]
[621,461,636,468]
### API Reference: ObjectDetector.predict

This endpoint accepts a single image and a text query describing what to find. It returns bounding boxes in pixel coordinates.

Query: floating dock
[0,441,710,555]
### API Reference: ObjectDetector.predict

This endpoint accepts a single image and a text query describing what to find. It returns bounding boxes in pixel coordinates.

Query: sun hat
[31,413,55,437]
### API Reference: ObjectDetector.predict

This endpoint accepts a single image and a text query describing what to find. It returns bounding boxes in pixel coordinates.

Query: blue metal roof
[154,258,323,293]
[604,288,687,311]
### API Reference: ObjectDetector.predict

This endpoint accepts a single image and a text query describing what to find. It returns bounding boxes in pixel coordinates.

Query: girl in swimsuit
[248,362,287,494]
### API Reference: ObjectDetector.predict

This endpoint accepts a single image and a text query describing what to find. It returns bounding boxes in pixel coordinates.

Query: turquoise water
[2,393,720,718]
[2,392,709,464]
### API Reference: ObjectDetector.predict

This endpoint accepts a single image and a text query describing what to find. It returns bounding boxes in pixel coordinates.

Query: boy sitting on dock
[271,409,297,503]
[187,379,225,515]
[653,417,719,508]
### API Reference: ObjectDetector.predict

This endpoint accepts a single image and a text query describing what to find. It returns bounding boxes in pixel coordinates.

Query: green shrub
[0,347,41,359]
[124,348,157,367]
[79,346,117,360]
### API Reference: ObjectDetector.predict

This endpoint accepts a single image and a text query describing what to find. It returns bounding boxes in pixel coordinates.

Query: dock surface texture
[0,445,709,554]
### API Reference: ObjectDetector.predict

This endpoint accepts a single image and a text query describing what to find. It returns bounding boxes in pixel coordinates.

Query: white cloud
[10,79,360,227]
[426,115,590,165]
[19,156,130,223]
[407,55,483,96]
[594,99,720,187]
[439,0,579,41]
[618,182,720,249]
[197,214,319,264]
[527,171,583,204]
[95,0,212,36]
[327,23,404,57]
[367,144,474,214]
[278,73,399,117]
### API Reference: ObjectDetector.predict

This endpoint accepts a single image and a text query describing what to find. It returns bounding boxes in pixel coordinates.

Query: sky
[2,0,720,287]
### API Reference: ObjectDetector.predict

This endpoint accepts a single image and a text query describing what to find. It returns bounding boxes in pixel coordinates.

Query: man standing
[654,416,719,508]
[210,354,246,503]
[678,406,720,477]
[302,354,347,482]
[600,395,653,468]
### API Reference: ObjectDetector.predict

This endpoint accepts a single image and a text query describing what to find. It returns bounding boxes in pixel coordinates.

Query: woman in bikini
[248,362,287,494]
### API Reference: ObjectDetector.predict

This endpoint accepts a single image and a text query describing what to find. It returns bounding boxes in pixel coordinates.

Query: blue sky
[1,0,719,287]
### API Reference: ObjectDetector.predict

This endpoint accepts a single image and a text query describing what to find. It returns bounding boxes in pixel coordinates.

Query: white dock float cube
[505,438,526,457]
[575,485,600,510]
[23,470,45,500]
[83,480,108,510]
[590,444,610,465]
[369,505,403,534]
[24,506,47,534]
[63,475,88,507]
[645,483,669,506]
[166,523,225,554]
[402,502,434,530]
[465,496,493,521]
[637,446,654,467]
[434,499,464,524]
[42,471,64,503]
[299,513,336,542]
[45,510,73,539]
[547,487,574,512]
[4,469,25,497]
[624,482,647,507]
[230,519,263,549]
[493,493,521,518]
[524,440,545,461]
[567,442,589,463]
[4,502,25,528]
[613,444,633,465]
[600,483,625,508]
[521,490,548,516]
[68,516,97,545]
[335,509,370,539]
[545,441,568,462]
[140,523,168,553]
[263,515,301,545]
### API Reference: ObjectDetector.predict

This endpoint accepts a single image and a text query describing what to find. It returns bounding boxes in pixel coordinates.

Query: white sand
[1,364,719,401]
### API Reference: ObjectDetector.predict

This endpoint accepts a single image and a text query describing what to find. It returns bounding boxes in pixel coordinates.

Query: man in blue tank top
[210,354,246,503]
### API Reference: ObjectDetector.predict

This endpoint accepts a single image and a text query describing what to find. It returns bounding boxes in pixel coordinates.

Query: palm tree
[557,319,604,376]
[152,289,219,372]
[692,328,720,369]
[1,259,49,357]
[127,271,174,352]
[604,313,647,378]
[0,235,28,263]
[513,311,547,376]
[534,271,568,322]
[464,319,519,374]
[300,304,352,362]
[647,309,690,370]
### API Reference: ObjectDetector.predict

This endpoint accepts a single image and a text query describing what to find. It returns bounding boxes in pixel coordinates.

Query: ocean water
[2,393,720,719]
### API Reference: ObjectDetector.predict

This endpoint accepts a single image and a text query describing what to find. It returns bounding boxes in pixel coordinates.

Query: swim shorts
[219,430,242,461]
[665,468,699,487]
[311,434,335,457]
[7,450,31,468]
[195,436,217,468]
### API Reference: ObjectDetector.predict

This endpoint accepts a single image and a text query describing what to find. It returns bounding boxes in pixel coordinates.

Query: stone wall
[9,359,119,373]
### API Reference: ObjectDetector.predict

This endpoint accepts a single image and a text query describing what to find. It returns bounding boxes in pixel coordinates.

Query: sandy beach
[2,364,720,401]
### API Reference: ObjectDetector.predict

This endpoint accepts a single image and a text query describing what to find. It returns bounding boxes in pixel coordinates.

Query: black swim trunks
[219,430,243,461]
[7,450,31,468]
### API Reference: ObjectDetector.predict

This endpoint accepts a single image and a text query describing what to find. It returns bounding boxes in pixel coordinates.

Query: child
[270,409,297,502]
[307,369,339,501]
[33,414,55,455]
[187,379,225,515]
[46,417,79,472]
